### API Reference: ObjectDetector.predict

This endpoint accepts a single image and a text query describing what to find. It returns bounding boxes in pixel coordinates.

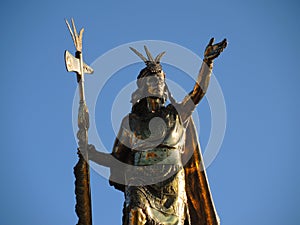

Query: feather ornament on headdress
[130,46,166,76]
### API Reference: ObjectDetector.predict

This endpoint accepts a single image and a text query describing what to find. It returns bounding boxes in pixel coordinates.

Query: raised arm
[179,38,227,122]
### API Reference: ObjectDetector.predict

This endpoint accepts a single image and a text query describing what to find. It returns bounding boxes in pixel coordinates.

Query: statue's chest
[129,109,175,139]
[129,106,185,150]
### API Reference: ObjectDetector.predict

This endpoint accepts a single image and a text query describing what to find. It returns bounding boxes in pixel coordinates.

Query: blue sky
[1,0,299,224]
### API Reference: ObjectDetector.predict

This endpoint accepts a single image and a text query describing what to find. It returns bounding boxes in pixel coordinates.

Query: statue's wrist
[203,58,213,68]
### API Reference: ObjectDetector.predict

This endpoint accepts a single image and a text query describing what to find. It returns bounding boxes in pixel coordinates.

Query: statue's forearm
[88,151,113,168]
[180,59,213,119]
[190,59,213,105]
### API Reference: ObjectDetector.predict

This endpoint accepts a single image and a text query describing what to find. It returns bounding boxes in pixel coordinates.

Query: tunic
[109,97,220,225]
[112,103,190,225]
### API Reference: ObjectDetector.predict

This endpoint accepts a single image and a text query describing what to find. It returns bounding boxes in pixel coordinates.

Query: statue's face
[144,71,165,98]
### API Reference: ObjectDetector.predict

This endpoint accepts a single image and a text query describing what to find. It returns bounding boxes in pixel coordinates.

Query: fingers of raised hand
[217,38,227,52]
[204,38,227,60]
[208,37,215,46]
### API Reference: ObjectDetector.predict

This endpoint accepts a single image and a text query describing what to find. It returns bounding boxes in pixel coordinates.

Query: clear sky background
[0,0,299,224]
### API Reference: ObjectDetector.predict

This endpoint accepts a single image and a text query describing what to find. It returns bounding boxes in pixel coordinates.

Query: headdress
[129,46,166,79]
[129,46,169,105]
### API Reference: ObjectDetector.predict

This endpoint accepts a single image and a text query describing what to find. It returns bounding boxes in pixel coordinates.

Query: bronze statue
[87,38,227,225]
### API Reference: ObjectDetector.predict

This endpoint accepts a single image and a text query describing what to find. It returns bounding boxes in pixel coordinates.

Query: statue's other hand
[87,144,98,157]
[79,144,97,160]
[204,38,227,61]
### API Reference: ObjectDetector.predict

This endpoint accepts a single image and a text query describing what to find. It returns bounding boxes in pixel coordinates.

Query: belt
[134,147,182,166]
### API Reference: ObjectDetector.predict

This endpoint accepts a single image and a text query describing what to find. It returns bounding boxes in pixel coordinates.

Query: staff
[64,18,94,225]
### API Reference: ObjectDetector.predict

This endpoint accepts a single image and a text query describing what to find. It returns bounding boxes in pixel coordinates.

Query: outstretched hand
[204,38,227,61]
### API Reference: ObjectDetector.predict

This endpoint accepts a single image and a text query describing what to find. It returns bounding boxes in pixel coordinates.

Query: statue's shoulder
[118,114,132,131]
[121,114,130,123]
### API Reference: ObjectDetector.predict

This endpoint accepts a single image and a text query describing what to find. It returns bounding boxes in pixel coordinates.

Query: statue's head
[130,46,168,104]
